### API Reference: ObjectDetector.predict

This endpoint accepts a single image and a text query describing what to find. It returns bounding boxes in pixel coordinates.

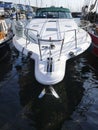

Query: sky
[0,0,95,12]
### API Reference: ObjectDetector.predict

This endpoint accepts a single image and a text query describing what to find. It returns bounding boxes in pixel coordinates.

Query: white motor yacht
[13,7,91,97]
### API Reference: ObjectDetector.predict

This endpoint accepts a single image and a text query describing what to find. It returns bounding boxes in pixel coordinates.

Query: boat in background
[4,2,13,17]
[25,5,34,19]
[0,17,13,62]
[4,2,17,19]
[88,24,98,56]
[13,6,91,98]
[81,0,98,57]
[16,4,26,19]
[0,1,4,17]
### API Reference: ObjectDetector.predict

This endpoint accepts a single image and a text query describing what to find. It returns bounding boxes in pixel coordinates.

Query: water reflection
[0,51,12,82]
[1,41,98,130]
[62,52,98,130]
[0,19,86,130]
[18,57,84,130]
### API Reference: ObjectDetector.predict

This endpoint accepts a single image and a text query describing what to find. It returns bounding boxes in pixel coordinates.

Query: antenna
[90,0,97,11]
[40,0,42,7]
[36,0,38,7]
[28,0,30,6]
[25,0,26,5]
[94,0,98,22]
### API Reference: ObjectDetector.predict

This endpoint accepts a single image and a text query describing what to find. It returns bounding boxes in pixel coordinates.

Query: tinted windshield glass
[36,11,72,19]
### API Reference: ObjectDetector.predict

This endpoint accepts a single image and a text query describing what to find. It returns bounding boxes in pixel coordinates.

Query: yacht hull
[0,33,13,62]
[89,32,98,56]
[13,7,91,85]
[13,25,91,85]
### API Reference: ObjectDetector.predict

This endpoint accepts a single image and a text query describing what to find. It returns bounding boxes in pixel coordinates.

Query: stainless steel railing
[23,27,89,61]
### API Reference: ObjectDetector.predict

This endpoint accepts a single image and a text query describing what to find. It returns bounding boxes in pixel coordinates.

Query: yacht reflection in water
[18,59,84,130]
[0,50,12,82]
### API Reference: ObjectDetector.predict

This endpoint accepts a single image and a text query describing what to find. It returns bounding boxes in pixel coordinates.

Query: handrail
[24,27,89,60]
[25,27,39,34]
[24,28,78,61]
[24,28,39,47]
[25,27,77,41]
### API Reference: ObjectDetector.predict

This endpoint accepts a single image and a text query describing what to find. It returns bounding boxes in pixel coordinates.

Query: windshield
[36,11,72,19]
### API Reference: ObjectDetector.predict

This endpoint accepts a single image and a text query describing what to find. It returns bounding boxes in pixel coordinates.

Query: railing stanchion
[37,35,42,61]
[58,38,64,60]
[75,29,77,49]
[26,29,28,47]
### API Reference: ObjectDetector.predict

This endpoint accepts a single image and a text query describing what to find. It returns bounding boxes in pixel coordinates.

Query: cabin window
[59,12,72,19]
[47,12,58,18]
[36,11,72,19]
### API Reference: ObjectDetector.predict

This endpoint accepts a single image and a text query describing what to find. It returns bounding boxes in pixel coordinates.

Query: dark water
[0,21,98,130]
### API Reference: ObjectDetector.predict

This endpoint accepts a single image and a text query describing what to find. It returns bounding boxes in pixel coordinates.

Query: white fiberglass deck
[13,18,91,85]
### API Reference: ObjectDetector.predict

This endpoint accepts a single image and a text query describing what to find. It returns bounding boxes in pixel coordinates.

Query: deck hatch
[46,28,58,31]
[32,25,39,27]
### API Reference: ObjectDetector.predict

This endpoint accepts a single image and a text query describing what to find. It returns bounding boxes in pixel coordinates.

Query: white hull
[13,13,91,85]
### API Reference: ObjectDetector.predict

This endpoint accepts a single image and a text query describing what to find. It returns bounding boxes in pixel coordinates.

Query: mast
[94,0,98,22]
[28,0,30,6]
[90,0,97,11]
[36,0,38,7]
[40,0,42,7]
[87,0,98,22]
